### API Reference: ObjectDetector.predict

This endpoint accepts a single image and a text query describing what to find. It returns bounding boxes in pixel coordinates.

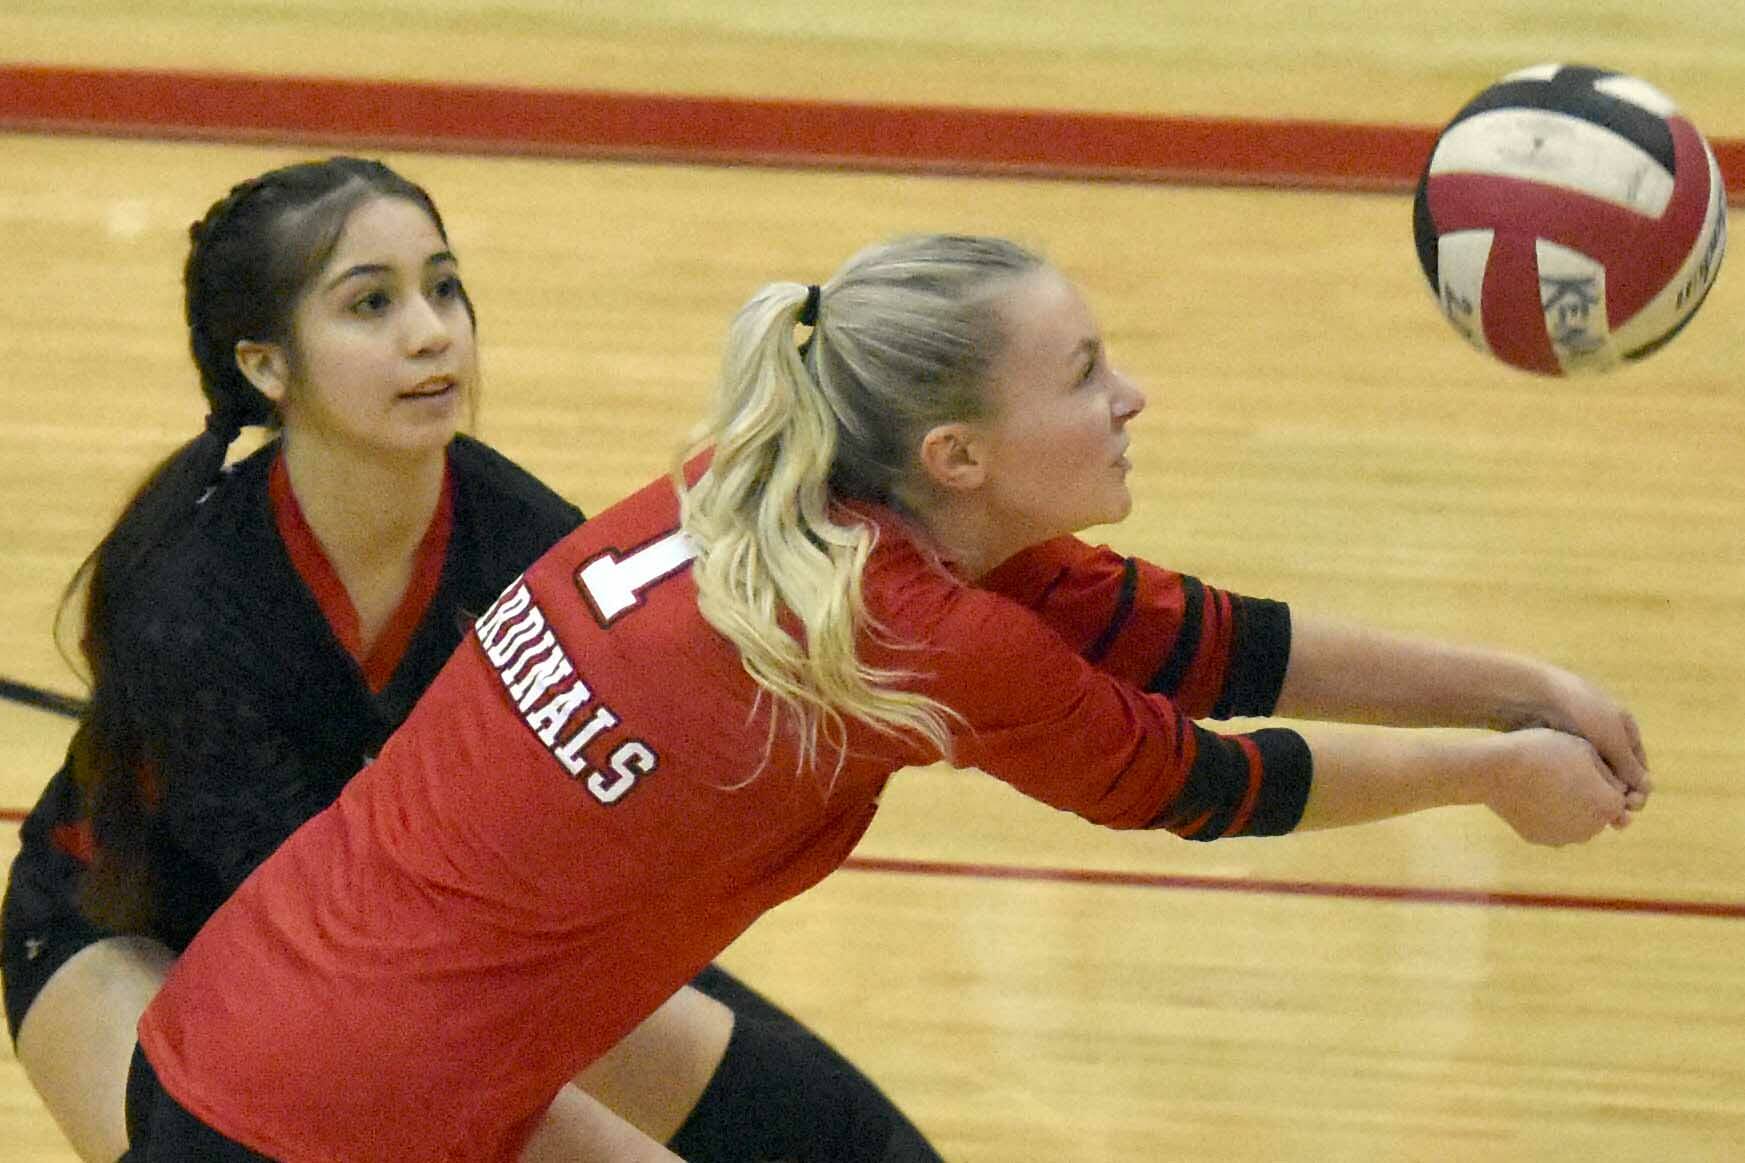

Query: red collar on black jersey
[268,452,456,694]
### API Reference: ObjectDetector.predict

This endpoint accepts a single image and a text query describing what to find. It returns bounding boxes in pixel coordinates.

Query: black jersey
[11,435,582,952]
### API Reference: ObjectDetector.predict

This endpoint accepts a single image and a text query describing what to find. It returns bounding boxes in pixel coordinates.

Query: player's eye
[351,289,392,316]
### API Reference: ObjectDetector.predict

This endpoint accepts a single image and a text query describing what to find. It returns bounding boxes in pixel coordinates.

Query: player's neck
[278,433,447,571]
[909,492,1044,581]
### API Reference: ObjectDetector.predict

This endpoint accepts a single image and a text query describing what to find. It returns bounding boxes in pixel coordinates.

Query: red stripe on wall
[8,64,1743,199]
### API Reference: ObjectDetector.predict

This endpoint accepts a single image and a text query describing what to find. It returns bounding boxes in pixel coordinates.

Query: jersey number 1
[575,529,696,626]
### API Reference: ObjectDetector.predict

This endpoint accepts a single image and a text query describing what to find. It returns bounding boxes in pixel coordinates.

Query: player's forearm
[1273,614,1558,731]
[1289,723,1495,831]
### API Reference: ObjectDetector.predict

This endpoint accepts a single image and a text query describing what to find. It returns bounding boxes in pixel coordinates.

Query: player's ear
[235,341,290,404]
[917,422,988,493]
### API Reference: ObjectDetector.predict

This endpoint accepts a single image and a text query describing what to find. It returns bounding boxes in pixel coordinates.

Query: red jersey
[137,471,1310,1161]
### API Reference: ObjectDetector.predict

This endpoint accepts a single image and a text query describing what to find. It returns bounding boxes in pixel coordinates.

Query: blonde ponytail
[679,236,1044,782]
[678,283,949,779]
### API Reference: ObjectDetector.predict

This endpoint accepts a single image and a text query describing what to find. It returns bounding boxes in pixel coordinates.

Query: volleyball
[1413,64,1727,375]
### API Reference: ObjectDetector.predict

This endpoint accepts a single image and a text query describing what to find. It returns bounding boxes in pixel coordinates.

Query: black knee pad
[672,968,942,1163]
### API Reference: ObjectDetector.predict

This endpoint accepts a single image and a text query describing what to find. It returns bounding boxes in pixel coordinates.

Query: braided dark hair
[63,157,461,931]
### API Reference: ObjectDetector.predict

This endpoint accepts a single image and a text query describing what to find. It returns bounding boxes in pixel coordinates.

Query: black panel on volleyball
[1440,65,1677,175]
[1411,178,1441,290]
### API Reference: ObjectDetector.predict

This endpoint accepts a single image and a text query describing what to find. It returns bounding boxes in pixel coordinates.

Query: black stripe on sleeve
[1149,726,1312,841]
[1083,557,1139,665]
[1156,724,1252,840]
[1241,728,1313,837]
[1145,575,1204,697]
[1210,596,1293,719]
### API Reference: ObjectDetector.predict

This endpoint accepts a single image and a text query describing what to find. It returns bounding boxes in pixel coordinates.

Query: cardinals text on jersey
[474,579,658,805]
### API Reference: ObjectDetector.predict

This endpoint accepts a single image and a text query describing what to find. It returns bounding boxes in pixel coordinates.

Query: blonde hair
[677,234,1044,780]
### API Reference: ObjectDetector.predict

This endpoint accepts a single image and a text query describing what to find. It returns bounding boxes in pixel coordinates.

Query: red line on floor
[5,64,1742,199]
[840,855,1745,920]
[0,802,1732,920]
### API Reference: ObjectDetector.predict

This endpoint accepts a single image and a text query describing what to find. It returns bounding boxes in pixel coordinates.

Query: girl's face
[272,196,476,458]
[969,268,1147,546]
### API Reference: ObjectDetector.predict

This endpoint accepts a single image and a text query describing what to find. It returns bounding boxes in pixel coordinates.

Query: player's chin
[382,414,461,456]
[1097,487,1134,525]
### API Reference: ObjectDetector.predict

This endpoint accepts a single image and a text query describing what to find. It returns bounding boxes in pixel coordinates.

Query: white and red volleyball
[1413,64,1727,375]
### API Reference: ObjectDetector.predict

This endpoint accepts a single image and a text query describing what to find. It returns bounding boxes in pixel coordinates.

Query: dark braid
[62,156,461,932]
[182,174,284,433]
